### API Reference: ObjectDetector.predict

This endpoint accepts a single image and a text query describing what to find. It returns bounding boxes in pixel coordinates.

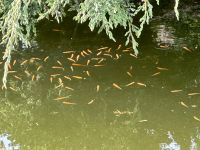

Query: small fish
[57,60,62,66]
[13,75,22,80]
[117,44,122,50]
[137,82,146,87]
[52,66,64,70]
[138,120,148,123]
[159,45,169,48]
[97,47,108,51]
[129,66,133,71]
[72,76,82,79]
[96,85,100,92]
[191,105,197,108]
[183,47,192,52]
[24,70,31,76]
[86,71,90,77]
[72,63,86,67]
[188,93,200,96]
[50,74,61,77]
[70,66,74,72]
[122,49,130,52]
[44,56,49,62]
[36,65,42,71]
[31,57,41,61]
[52,29,63,32]
[65,86,74,91]
[54,96,69,100]
[193,116,200,121]
[9,87,17,92]
[129,53,137,58]
[115,54,120,59]
[67,58,76,62]
[32,75,35,81]
[112,83,122,90]
[151,72,161,76]
[94,64,104,67]
[50,77,53,83]
[180,101,188,108]
[127,71,132,77]
[20,60,28,65]
[170,90,183,93]
[62,101,76,105]
[82,50,89,55]
[98,58,104,64]
[12,60,16,66]
[106,48,112,53]
[103,54,112,58]
[126,81,135,87]
[87,60,91,66]
[156,67,168,71]
[58,78,63,84]
[70,53,74,59]
[88,99,95,104]
[97,51,102,56]
[76,55,80,61]
[62,51,75,54]
[80,52,85,57]
[64,76,71,80]
[87,49,92,54]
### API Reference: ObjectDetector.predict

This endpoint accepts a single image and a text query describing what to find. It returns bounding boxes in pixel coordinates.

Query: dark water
[0,7,200,150]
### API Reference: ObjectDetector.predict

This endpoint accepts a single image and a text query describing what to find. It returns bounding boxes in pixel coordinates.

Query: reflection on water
[160,131,180,150]
[0,133,20,150]
[0,5,200,149]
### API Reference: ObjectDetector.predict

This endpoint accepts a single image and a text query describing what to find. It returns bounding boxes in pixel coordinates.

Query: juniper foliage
[0,0,179,88]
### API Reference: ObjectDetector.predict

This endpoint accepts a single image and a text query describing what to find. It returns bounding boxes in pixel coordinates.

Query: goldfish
[112,83,122,90]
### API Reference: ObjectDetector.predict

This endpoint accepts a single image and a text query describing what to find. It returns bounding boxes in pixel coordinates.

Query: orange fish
[170,90,182,93]
[20,60,28,65]
[188,93,200,96]
[183,47,192,52]
[126,81,135,87]
[65,86,74,91]
[156,67,168,71]
[151,72,160,76]
[72,76,82,79]
[57,60,62,66]
[44,56,49,62]
[96,85,100,92]
[13,75,22,80]
[193,116,200,121]
[54,96,69,100]
[112,83,122,90]
[88,99,95,104]
[62,101,76,105]
[64,76,71,80]
[12,60,16,66]
[127,71,132,77]
[37,65,42,71]
[72,63,86,67]
[9,87,17,91]
[180,101,188,108]
[137,82,146,87]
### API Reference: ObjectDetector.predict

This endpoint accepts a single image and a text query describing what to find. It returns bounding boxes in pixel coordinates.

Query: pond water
[0,6,200,150]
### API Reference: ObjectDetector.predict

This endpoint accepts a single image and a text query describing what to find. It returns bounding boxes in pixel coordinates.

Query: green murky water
[0,8,200,150]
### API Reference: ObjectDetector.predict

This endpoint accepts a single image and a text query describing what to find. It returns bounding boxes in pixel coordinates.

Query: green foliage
[0,0,179,88]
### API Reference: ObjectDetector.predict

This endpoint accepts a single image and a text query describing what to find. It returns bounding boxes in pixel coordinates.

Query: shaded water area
[0,5,200,150]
